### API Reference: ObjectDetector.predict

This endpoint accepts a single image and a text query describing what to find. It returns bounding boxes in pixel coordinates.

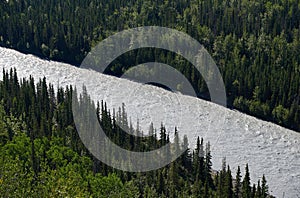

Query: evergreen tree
[225,166,233,198]
[0,0,299,132]
[0,70,272,197]
[234,166,242,198]
[242,164,251,198]
[261,175,269,198]
[255,180,262,198]
[204,142,214,189]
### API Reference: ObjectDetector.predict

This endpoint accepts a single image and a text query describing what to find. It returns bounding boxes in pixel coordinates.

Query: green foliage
[234,166,242,198]
[242,164,251,198]
[272,105,289,125]
[0,70,271,197]
[0,0,299,131]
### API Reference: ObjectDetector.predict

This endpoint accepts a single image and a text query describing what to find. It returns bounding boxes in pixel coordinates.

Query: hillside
[0,47,299,197]
[0,0,299,131]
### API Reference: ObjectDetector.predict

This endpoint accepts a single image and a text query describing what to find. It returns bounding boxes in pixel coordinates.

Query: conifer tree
[261,175,269,198]
[242,164,251,198]
[157,171,164,194]
[225,165,233,198]
[234,166,242,198]
[204,142,214,189]
[0,70,273,197]
[255,180,262,198]
[251,184,256,198]
[181,135,192,171]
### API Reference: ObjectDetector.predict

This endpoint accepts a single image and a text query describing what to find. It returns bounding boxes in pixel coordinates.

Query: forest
[0,0,299,131]
[0,69,272,197]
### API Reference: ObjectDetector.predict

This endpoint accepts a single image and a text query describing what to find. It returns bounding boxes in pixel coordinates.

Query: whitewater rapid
[0,47,299,197]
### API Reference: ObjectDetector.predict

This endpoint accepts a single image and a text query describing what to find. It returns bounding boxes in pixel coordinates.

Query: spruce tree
[204,142,214,189]
[181,135,192,171]
[242,164,251,198]
[255,180,262,198]
[251,184,256,198]
[261,175,269,198]
[225,166,233,198]
[234,166,242,198]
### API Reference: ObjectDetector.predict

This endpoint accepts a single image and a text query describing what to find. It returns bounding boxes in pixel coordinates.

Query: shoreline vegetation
[0,69,272,197]
[0,0,299,132]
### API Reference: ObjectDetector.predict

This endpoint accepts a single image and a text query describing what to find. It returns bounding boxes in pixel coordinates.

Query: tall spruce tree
[242,164,251,198]
[234,165,242,198]
[261,175,269,198]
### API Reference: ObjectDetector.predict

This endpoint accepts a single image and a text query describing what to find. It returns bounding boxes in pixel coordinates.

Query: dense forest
[0,0,299,131]
[0,69,271,197]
